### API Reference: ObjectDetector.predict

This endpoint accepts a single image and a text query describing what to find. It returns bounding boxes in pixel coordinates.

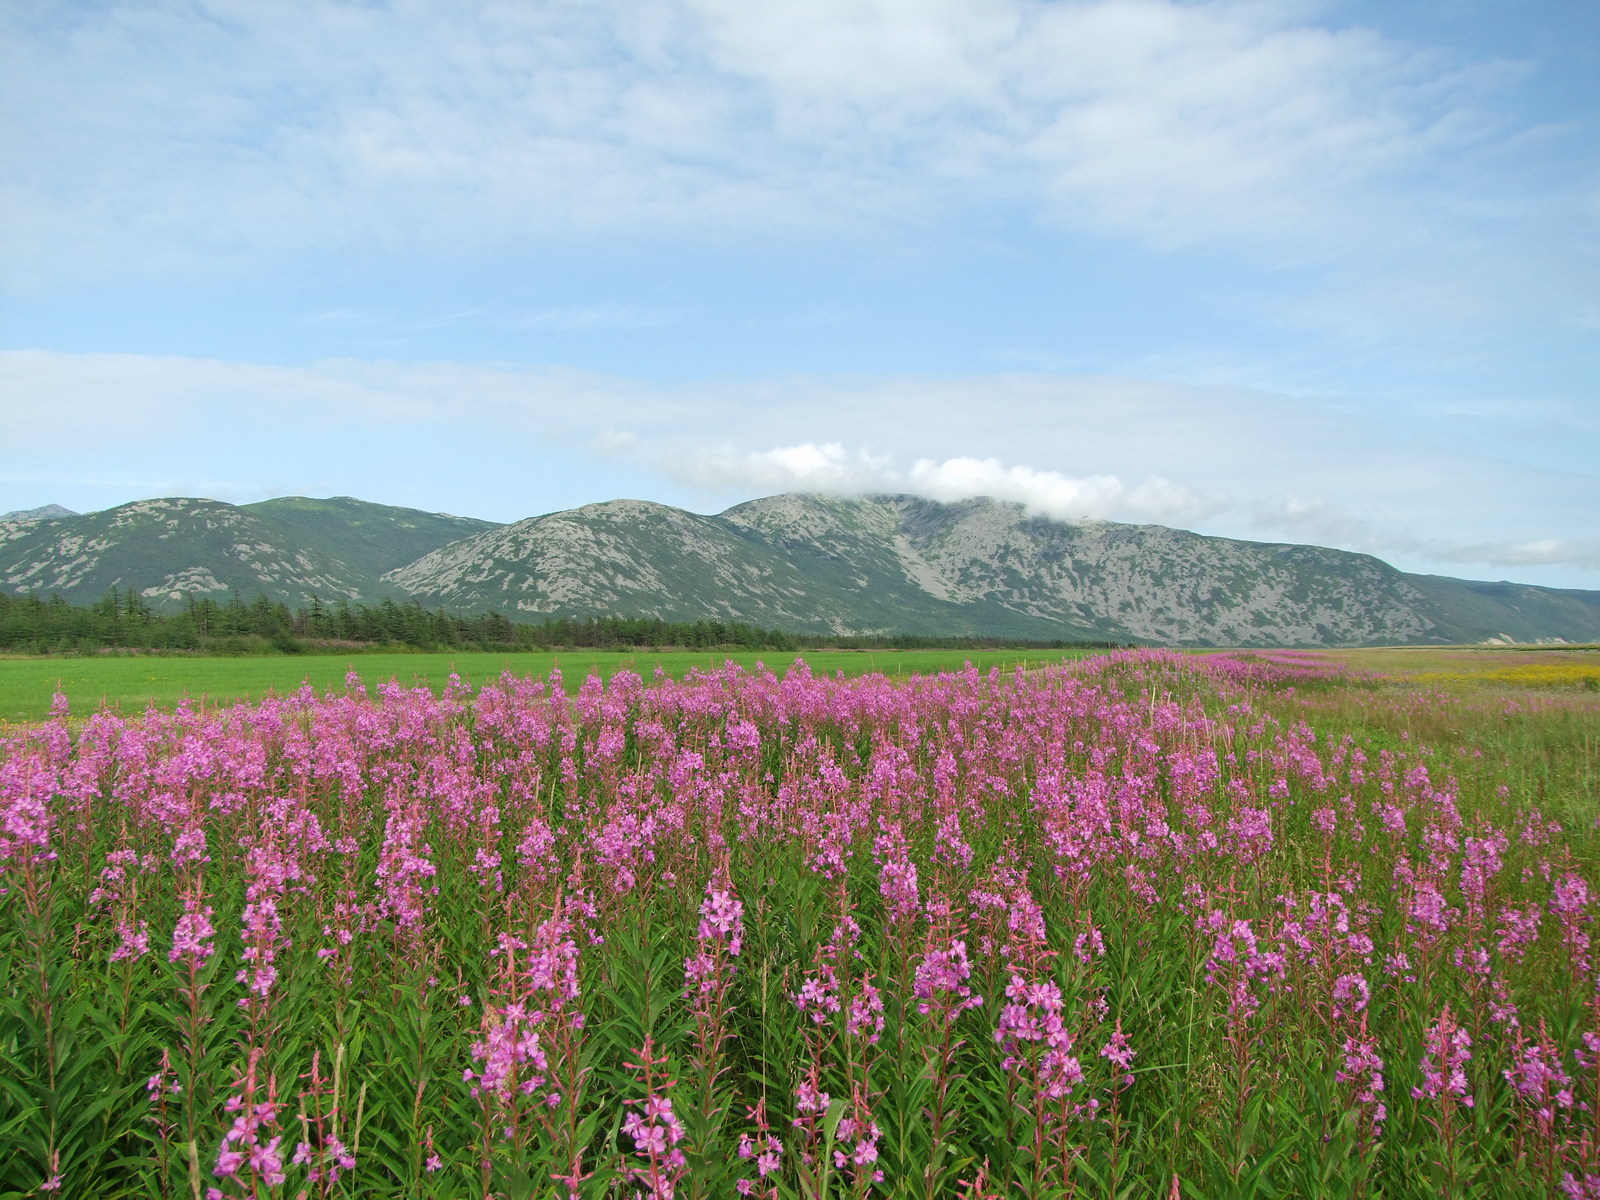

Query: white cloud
[303,305,680,334]
[591,429,641,454]
[1,0,1528,278]
[503,305,681,331]
[675,440,1226,523]
[907,455,1221,523]
[681,442,893,493]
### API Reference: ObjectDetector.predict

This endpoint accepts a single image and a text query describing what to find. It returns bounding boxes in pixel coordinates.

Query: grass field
[1307,644,1600,687]
[0,647,1091,724]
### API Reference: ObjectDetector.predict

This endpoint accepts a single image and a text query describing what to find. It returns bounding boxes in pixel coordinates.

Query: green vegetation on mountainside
[6,491,1600,646]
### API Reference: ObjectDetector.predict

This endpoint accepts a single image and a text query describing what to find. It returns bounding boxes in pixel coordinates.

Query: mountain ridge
[3,492,1597,646]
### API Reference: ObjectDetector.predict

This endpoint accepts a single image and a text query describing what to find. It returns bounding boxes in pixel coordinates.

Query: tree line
[0,588,1128,656]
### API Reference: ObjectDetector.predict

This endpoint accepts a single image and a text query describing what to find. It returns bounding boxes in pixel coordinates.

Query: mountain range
[3,492,1597,646]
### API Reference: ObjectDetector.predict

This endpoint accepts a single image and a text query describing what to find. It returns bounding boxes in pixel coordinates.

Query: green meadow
[0,647,1089,723]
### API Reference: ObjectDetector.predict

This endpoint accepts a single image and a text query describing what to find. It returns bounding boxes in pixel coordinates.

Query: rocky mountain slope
[3,491,1597,645]
[385,492,1600,646]
[0,496,499,609]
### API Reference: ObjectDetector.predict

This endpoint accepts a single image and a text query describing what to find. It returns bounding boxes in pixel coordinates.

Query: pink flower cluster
[995,973,1084,1101]
[623,1095,687,1198]
[1413,1007,1474,1109]
[914,937,983,1019]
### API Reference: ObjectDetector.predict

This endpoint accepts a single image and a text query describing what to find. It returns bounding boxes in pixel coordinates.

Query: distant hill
[1,504,77,521]
[383,492,1600,646]
[241,495,498,581]
[0,496,501,609]
[3,491,1598,646]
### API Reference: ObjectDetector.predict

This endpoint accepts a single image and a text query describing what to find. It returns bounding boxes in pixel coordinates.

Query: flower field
[2,649,1598,1198]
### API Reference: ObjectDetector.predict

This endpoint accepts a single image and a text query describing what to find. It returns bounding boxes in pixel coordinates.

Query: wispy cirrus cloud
[1434,539,1600,572]
[305,304,680,333]
[1,0,1541,280]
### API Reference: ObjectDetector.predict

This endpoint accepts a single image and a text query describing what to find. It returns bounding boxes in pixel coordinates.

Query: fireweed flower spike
[914,926,984,1182]
[1413,1006,1473,1108]
[685,875,744,1127]
[734,1098,782,1199]
[1336,1019,1387,1154]
[621,1039,686,1200]
[1411,1004,1476,1197]
[210,1049,285,1198]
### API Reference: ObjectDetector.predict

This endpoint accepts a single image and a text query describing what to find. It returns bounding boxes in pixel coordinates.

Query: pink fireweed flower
[1100,1024,1136,1088]
[795,1078,831,1117]
[995,973,1083,1100]
[170,827,208,866]
[697,887,744,952]
[736,1133,783,1196]
[1331,973,1370,1020]
[1226,805,1274,864]
[1459,832,1508,908]
[111,917,151,962]
[1202,912,1283,1021]
[846,976,886,1044]
[1503,1024,1574,1127]
[524,918,584,1019]
[618,1038,686,1196]
[89,847,139,910]
[1496,902,1543,963]
[1073,925,1105,964]
[1336,1030,1388,1127]
[685,882,744,999]
[235,897,286,1006]
[621,1059,687,1198]
[1383,950,1416,984]
[1412,1007,1473,1109]
[1006,888,1049,954]
[876,827,922,927]
[1406,880,1455,945]
[465,1004,549,1110]
[829,914,863,955]
[246,1138,286,1187]
[834,1106,885,1183]
[212,1051,283,1193]
[1551,872,1594,973]
[933,810,974,873]
[914,937,983,1018]
[146,1050,182,1099]
[1577,1031,1600,1074]
[169,896,216,965]
[737,1130,781,1174]
[1452,944,1492,979]
[735,1096,783,1198]
[292,1134,356,1182]
[795,959,841,1024]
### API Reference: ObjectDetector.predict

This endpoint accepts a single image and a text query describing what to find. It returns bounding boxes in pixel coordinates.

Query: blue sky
[2,0,1597,589]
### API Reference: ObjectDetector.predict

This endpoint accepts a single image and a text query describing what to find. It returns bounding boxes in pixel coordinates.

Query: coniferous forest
[0,589,1125,656]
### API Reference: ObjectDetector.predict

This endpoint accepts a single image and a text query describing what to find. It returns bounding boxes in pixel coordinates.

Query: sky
[2,0,1597,589]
